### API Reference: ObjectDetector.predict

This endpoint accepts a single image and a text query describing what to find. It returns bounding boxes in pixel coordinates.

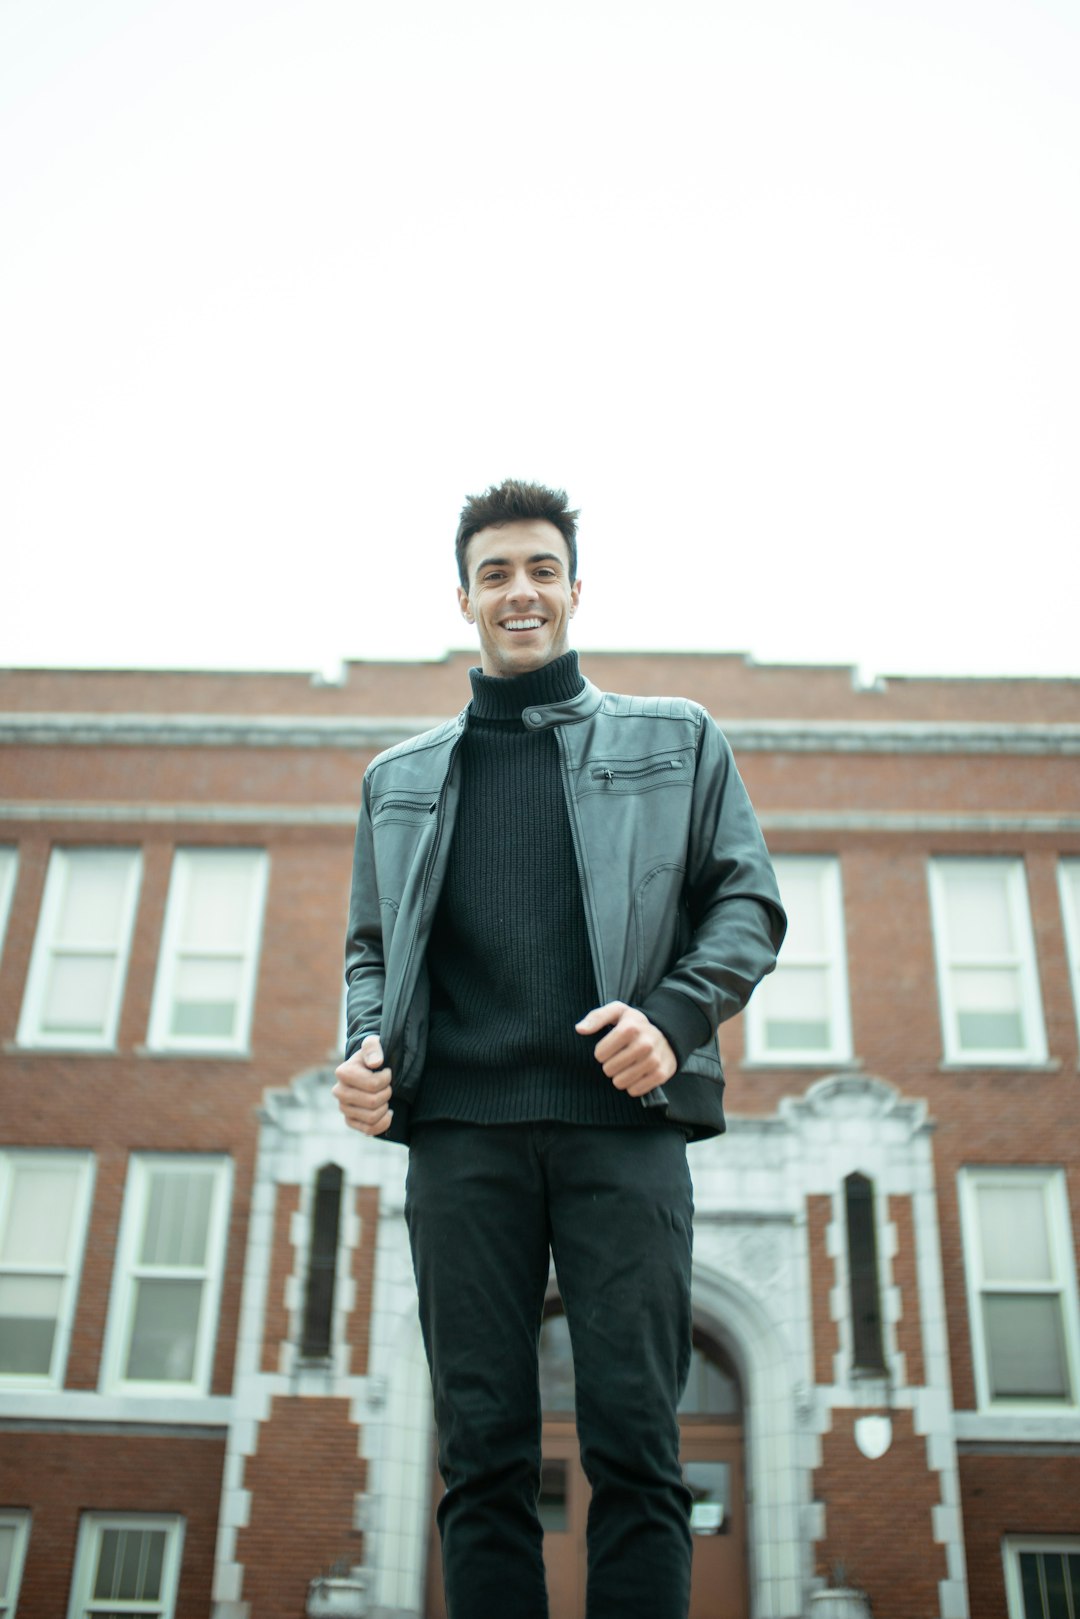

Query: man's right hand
[333,1035,394,1136]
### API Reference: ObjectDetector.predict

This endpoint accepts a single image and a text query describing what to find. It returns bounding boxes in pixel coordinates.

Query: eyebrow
[474,551,565,573]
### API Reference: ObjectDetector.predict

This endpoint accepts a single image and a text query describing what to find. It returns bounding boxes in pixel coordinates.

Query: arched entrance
[424,1304,749,1618]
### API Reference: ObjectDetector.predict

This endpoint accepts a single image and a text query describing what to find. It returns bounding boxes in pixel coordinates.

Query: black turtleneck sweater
[411,651,667,1128]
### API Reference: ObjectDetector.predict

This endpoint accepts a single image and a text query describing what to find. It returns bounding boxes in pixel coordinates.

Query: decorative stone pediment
[779,1071,929,1138]
[259,1065,340,1128]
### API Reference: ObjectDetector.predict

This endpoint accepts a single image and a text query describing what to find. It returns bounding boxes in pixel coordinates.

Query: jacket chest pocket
[370,790,440,895]
[577,748,695,797]
[371,791,439,824]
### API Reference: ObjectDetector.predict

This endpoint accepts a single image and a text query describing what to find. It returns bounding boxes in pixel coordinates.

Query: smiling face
[458,518,581,679]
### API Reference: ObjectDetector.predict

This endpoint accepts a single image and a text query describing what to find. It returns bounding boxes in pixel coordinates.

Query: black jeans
[405,1121,694,1619]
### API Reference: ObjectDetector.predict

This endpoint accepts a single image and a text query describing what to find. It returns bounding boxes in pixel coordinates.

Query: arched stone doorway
[424,1303,749,1619]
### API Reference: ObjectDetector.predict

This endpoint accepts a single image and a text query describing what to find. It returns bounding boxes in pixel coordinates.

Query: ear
[569,577,582,616]
[457,585,474,623]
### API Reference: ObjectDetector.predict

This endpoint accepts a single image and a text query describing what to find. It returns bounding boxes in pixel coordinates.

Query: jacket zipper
[378,799,438,814]
[592,759,684,784]
[390,734,463,1077]
[562,731,672,1110]
[555,727,609,1002]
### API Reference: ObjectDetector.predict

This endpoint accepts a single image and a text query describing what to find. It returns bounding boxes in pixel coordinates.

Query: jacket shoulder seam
[597,691,707,727]
[366,717,462,774]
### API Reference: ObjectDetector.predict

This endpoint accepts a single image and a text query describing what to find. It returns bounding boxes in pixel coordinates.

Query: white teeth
[504,618,542,630]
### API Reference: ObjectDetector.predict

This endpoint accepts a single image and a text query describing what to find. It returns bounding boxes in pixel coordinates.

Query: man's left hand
[575,1002,677,1097]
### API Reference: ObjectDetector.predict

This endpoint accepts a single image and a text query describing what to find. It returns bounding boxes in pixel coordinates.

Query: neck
[468,651,583,720]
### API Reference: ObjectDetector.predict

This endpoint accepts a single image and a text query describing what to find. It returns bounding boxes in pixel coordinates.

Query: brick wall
[813,1408,947,1617]
[234,1397,365,1619]
[0,1432,224,1618]
[960,1453,1080,1619]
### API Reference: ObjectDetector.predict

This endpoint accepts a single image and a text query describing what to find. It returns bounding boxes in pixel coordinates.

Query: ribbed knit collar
[468,650,585,722]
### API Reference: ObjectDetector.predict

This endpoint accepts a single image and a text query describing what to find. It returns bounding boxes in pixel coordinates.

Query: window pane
[977,1186,1052,1283]
[55,852,132,945]
[170,957,242,1038]
[765,965,829,1018]
[775,865,827,956]
[41,954,115,1034]
[180,856,256,950]
[1,1162,79,1265]
[953,966,1024,1050]
[537,1459,568,1532]
[538,1314,575,1412]
[952,966,1022,1014]
[94,1528,165,1600]
[984,1294,1070,1400]
[0,848,17,958]
[678,1347,740,1416]
[762,965,831,1050]
[1043,1553,1071,1619]
[957,1009,1024,1050]
[764,1016,831,1051]
[944,867,1014,957]
[684,1461,731,1535]
[0,1524,13,1595]
[125,1278,202,1382]
[0,1275,62,1373]
[141,1170,213,1267]
[1019,1551,1044,1618]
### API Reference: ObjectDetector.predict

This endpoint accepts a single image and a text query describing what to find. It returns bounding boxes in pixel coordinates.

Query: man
[334,479,785,1619]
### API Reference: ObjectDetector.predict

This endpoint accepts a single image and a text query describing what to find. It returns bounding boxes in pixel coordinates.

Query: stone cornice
[1,711,1079,754]
[3,802,1080,835]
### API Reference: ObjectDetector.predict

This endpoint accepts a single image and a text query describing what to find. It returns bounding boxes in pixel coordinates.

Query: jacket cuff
[638,987,714,1070]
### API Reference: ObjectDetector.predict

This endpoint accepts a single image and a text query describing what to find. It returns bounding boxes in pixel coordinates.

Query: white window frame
[0,1150,95,1390]
[100,1155,232,1398]
[147,848,268,1054]
[0,1511,31,1617]
[928,857,1047,1066]
[1002,1535,1080,1619]
[337,976,348,1055]
[0,848,17,966]
[959,1167,1080,1413]
[744,854,852,1064]
[66,1513,184,1619]
[1058,859,1080,1050]
[16,847,142,1051]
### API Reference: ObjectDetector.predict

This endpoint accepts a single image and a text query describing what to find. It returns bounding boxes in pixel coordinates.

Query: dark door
[424,1311,750,1619]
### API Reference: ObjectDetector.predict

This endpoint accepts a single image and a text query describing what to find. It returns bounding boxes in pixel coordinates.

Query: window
[0,1152,94,1387]
[148,849,267,1053]
[300,1164,343,1359]
[959,1169,1080,1410]
[67,1515,183,1619]
[101,1156,231,1395]
[744,855,851,1063]
[0,1512,30,1617]
[845,1173,886,1373]
[1059,860,1080,1045]
[1003,1538,1080,1619]
[929,858,1047,1064]
[0,848,17,964]
[17,848,141,1050]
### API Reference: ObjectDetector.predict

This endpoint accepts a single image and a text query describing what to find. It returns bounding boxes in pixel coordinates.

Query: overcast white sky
[2,0,1077,684]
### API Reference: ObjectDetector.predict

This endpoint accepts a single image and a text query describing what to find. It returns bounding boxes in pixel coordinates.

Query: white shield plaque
[854,1414,892,1459]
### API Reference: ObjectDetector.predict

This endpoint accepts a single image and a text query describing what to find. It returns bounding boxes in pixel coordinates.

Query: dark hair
[455,478,579,589]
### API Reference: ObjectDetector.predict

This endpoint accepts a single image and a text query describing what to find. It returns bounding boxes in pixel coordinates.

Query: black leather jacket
[345,678,786,1142]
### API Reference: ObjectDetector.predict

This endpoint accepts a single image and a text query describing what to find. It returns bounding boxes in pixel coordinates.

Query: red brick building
[1,652,1078,1619]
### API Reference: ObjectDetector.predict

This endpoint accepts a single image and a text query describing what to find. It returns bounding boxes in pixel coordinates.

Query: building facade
[1,653,1078,1619]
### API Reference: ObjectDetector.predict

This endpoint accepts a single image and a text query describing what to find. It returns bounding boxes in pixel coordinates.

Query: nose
[506,569,539,604]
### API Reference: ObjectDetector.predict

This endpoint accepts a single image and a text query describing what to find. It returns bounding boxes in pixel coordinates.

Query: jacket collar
[457,676,604,731]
